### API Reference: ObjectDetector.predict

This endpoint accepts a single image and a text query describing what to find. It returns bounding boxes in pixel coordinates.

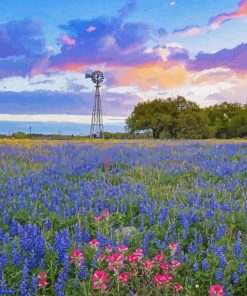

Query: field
[0,139,246,296]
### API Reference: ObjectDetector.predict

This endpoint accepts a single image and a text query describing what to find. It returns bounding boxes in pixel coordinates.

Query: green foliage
[126,97,247,139]
[12,131,26,139]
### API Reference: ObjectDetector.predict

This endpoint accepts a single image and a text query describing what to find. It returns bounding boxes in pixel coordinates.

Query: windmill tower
[85,70,104,138]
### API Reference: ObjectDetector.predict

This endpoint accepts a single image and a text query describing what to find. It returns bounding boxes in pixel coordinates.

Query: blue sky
[0,0,247,134]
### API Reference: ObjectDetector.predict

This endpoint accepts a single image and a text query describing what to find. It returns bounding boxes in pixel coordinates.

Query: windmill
[85,70,104,138]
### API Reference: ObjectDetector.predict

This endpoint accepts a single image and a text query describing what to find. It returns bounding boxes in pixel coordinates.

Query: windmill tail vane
[85,70,104,139]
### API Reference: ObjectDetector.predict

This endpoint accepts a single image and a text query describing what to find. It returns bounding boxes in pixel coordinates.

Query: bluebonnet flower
[44,218,51,230]
[202,259,209,271]
[142,231,155,255]
[238,262,245,275]
[30,276,38,296]
[233,239,243,258]
[82,230,90,244]
[192,262,199,272]
[231,272,239,284]
[216,224,227,240]
[218,252,227,269]
[78,265,89,281]
[188,240,198,254]
[19,262,29,296]
[215,268,224,281]
[74,224,82,245]
[54,229,71,264]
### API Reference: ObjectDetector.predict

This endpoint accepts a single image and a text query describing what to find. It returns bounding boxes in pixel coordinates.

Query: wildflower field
[0,140,246,296]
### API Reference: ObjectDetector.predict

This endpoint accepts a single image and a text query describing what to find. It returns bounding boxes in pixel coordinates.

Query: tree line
[126,96,247,139]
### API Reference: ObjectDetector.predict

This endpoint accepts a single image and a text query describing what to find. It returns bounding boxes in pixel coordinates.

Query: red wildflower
[38,272,47,279]
[160,263,169,271]
[118,245,128,253]
[170,259,181,269]
[105,245,113,253]
[119,273,130,285]
[92,270,109,292]
[94,214,101,222]
[103,155,110,168]
[89,239,100,250]
[153,274,165,287]
[142,259,154,271]
[103,209,110,218]
[134,248,144,259]
[38,279,47,287]
[70,249,84,266]
[209,285,224,296]
[174,283,183,292]
[168,242,178,255]
[163,273,173,285]
[153,253,163,263]
[107,253,124,271]
[127,253,140,265]
[130,269,138,276]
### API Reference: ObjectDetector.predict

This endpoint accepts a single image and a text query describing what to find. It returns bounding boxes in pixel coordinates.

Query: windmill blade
[85,73,92,79]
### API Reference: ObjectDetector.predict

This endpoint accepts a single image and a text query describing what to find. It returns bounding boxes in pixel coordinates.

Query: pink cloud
[60,34,76,46]
[210,0,247,25]
[183,26,201,36]
[173,25,202,36]
[86,26,96,32]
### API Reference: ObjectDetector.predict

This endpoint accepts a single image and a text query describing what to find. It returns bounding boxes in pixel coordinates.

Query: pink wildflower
[94,214,101,222]
[103,209,110,218]
[174,283,183,292]
[107,253,124,271]
[99,253,105,261]
[105,245,113,253]
[170,259,181,269]
[153,274,165,287]
[70,249,84,266]
[38,279,47,287]
[127,254,140,265]
[168,242,178,255]
[119,273,130,285]
[209,285,224,296]
[142,259,154,271]
[89,239,100,250]
[153,253,163,263]
[160,263,169,271]
[163,273,173,285]
[134,248,144,259]
[38,272,47,279]
[118,245,128,253]
[130,269,138,276]
[92,270,109,292]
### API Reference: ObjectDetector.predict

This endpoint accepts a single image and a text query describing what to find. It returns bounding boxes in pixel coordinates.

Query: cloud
[206,85,247,104]
[173,25,204,36]
[0,114,125,125]
[173,0,247,37]
[118,0,138,18]
[0,19,49,78]
[209,0,247,26]
[60,34,76,46]
[0,88,140,116]
[189,43,247,71]
[49,16,162,70]
[86,26,96,33]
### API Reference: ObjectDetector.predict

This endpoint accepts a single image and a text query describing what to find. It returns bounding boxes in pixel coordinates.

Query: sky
[0,0,247,133]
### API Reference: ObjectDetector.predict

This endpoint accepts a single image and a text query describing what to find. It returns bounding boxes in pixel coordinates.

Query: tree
[126,96,203,139]
[126,99,171,139]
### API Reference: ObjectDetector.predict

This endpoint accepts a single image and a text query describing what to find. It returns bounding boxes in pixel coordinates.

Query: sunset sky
[0,0,247,132]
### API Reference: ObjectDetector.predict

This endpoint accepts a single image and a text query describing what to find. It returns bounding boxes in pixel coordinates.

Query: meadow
[0,139,246,296]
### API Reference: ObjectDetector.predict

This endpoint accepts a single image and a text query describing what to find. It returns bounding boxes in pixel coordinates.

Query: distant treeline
[126,96,247,139]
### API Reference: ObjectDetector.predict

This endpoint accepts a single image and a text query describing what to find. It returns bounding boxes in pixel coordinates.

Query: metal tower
[85,70,104,138]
